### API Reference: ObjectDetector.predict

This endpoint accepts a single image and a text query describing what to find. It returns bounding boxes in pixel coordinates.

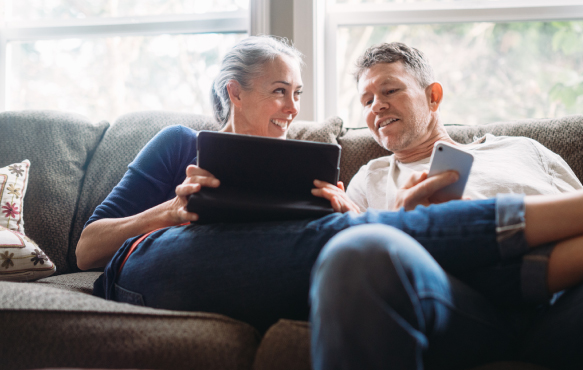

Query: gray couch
[1,110,581,370]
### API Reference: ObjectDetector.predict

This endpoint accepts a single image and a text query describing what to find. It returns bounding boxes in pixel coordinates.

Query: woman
[77,36,583,335]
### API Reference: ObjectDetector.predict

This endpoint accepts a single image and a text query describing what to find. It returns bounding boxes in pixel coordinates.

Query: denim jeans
[309,195,582,370]
[103,195,541,335]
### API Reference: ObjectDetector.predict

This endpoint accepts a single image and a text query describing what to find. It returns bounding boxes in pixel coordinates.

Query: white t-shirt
[346,134,583,212]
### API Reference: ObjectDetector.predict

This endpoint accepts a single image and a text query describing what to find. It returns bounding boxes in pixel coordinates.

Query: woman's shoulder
[155,125,199,141]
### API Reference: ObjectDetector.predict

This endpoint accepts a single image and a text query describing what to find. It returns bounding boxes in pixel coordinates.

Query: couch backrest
[0,111,109,275]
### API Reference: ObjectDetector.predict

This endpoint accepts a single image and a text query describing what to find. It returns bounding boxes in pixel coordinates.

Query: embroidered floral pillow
[0,160,30,233]
[0,225,56,281]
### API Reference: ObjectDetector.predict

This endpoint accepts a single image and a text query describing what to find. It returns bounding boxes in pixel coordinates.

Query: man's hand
[311,180,361,214]
[394,170,460,211]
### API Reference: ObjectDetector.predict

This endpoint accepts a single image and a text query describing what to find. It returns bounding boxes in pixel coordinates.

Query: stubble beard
[381,115,426,153]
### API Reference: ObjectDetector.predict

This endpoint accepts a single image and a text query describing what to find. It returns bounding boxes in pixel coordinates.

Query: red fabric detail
[118,223,189,274]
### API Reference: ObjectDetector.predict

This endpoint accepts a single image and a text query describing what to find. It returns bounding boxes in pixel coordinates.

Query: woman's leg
[310,224,517,370]
[524,190,583,246]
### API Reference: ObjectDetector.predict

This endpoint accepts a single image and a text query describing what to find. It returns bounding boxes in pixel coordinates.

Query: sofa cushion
[0,160,30,233]
[68,112,344,270]
[253,319,312,370]
[0,278,260,370]
[287,116,343,144]
[338,115,583,187]
[0,111,109,275]
[0,225,56,281]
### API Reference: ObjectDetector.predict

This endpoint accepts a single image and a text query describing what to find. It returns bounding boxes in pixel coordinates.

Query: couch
[1,109,581,370]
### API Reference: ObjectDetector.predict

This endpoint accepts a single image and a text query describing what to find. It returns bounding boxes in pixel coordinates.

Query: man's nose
[372,97,388,113]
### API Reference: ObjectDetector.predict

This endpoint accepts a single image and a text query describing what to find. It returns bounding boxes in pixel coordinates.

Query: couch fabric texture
[2,110,582,370]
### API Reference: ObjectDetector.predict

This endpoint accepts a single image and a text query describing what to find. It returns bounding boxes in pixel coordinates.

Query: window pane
[8,33,247,122]
[9,0,249,20]
[338,22,583,127]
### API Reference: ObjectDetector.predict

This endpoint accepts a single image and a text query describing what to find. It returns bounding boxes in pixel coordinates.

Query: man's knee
[311,225,422,303]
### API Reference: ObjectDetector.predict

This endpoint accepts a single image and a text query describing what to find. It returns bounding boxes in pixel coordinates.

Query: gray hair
[211,36,304,126]
[354,42,434,88]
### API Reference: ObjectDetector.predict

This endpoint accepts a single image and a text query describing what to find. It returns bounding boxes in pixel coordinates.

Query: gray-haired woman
[76,35,583,341]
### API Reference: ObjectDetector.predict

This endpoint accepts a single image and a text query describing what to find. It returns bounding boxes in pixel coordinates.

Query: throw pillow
[0,160,30,234]
[0,225,56,281]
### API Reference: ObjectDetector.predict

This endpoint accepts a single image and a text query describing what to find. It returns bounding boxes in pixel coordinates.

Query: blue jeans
[309,197,582,370]
[101,195,540,334]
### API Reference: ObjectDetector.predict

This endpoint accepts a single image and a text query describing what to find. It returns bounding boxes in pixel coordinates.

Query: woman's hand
[168,165,220,223]
[311,180,361,214]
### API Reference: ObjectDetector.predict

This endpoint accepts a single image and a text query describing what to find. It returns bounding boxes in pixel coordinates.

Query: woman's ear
[226,81,243,108]
[426,82,443,112]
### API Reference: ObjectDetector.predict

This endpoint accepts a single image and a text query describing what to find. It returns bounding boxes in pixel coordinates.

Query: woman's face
[226,54,303,139]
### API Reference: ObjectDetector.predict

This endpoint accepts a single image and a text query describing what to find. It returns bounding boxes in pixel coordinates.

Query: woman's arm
[76,164,218,270]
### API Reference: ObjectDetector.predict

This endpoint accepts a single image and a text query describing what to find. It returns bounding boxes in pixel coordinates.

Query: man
[310,42,583,370]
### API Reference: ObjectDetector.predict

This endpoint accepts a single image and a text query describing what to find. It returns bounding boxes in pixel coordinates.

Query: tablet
[187,131,342,223]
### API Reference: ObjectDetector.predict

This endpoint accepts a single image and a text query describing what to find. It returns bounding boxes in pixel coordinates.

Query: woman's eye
[274,88,285,94]
[295,90,303,96]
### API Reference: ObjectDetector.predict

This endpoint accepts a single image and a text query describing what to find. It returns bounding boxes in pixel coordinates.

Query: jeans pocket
[114,283,146,306]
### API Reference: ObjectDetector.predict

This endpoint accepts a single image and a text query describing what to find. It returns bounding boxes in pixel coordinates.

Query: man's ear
[226,81,243,108]
[426,82,443,112]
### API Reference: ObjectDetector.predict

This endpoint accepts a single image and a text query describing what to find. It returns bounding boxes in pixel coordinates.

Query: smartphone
[427,141,474,202]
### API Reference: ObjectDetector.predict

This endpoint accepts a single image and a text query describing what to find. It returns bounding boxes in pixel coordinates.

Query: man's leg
[310,224,517,370]
[518,280,583,370]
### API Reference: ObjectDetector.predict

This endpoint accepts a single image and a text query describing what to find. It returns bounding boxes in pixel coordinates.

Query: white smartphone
[427,141,474,202]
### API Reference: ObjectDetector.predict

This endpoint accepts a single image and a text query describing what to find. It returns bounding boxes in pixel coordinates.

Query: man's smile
[377,117,400,129]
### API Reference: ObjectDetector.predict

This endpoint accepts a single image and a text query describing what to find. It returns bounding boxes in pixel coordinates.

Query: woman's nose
[284,96,299,115]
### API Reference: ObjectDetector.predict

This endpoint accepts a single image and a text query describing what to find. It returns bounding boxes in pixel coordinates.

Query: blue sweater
[87,125,199,227]
[88,125,199,299]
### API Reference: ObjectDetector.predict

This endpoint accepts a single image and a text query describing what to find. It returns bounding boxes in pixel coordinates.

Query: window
[0,0,268,122]
[295,0,583,127]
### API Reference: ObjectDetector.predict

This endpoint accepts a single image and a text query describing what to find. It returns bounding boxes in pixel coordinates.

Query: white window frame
[0,0,270,112]
[294,0,583,122]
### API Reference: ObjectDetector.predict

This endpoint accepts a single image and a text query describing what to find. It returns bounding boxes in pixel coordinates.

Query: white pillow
[0,225,56,281]
[0,160,30,233]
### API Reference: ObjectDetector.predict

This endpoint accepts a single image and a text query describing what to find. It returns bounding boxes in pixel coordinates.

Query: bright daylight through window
[1,0,249,122]
[328,0,583,127]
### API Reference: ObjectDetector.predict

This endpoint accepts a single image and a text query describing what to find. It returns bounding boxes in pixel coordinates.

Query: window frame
[293,0,583,122]
[0,0,270,112]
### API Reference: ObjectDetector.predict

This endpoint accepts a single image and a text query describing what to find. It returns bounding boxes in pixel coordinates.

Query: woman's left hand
[311,180,361,214]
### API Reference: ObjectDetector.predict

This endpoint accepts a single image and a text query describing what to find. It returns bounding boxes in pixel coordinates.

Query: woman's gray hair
[211,36,304,126]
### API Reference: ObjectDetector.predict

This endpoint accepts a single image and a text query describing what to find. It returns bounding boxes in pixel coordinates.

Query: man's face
[358,61,433,152]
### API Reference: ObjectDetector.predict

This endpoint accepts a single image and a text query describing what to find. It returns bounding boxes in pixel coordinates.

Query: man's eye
[386,89,397,95]
[364,99,373,106]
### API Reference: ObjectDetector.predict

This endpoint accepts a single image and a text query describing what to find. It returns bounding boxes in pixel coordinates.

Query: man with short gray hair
[309,42,583,370]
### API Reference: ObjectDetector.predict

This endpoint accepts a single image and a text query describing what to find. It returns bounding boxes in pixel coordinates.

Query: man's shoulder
[477,134,540,150]
[364,154,394,171]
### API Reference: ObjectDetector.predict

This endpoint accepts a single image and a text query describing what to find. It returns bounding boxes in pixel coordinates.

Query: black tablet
[187,131,342,223]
